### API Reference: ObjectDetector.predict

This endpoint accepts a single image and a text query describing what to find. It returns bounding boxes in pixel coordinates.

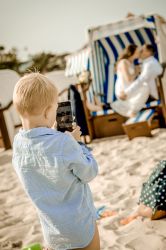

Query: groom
[120,44,163,101]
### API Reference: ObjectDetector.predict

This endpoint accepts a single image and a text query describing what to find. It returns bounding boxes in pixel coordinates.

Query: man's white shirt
[125,56,163,100]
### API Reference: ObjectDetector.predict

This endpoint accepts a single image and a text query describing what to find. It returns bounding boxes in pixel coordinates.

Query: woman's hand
[135,65,141,76]
[119,91,127,100]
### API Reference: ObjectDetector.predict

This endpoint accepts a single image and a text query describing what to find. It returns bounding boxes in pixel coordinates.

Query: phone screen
[56,101,74,132]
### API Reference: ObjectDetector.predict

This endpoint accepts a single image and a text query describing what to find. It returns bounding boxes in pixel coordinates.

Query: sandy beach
[0,128,166,250]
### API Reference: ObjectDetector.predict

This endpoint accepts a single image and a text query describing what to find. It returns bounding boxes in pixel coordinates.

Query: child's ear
[44,106,51,119]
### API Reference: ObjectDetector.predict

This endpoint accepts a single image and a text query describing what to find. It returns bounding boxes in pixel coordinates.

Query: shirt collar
[143,56,154,63]
[19,127,58,138]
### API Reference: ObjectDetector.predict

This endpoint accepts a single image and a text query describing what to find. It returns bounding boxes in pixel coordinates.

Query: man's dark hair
[145,44,155,55]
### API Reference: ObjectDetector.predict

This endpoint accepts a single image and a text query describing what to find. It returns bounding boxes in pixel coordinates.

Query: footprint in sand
[125,234,165,250]
[103,219,120,231]
[104,183,121,193]
[0,217,22,229]
[0,155,12,166]
[0,240,22,250]
[0,241,11,250]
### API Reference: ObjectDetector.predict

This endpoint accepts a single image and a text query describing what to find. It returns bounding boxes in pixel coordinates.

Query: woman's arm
[119,60,137,83]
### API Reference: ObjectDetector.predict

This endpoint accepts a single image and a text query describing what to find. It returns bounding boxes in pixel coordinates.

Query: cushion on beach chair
[91,99,161,117]
[123,109,158,140]
[144,99,161,109]
[125,109,156,125]
[91,109,115,117]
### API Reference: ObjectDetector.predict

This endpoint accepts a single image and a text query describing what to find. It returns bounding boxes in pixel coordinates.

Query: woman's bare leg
[120,212,139,225]
[137,203,152,218]
[120,204,152,225]
[74,223,100,250]
[94,95,103,107]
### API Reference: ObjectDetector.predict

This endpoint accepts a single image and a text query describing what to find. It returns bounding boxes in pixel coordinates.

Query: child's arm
[62,134,98,183]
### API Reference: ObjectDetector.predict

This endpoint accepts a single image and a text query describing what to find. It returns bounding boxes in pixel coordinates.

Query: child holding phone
[12,73,100,250]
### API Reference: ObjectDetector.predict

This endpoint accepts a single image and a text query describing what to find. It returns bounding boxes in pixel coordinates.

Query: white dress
[111,60,149,117]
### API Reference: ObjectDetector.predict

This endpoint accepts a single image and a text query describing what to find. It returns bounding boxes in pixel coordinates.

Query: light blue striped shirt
[12,127,98,250]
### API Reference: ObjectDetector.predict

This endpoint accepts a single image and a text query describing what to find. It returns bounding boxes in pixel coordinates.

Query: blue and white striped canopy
[65,47,90,77]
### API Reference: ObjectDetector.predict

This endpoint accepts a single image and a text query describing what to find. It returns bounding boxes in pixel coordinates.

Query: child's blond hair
[13,73,58,116]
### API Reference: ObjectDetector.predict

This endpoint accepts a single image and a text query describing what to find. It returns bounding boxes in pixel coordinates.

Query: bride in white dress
[111,44,149,117]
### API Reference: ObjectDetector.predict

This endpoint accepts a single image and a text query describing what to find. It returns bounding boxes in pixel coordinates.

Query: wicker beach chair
[65,14,166,141]
[86,14,166,140]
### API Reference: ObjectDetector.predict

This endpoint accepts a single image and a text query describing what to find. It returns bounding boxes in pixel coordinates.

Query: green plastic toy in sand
[22,243,42,250]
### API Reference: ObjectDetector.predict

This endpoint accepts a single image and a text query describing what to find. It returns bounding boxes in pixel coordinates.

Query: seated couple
[81,44,163,117]
[112,44,163,117]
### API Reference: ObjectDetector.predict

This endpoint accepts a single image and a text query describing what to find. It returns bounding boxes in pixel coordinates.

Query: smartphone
[56,101,74,132]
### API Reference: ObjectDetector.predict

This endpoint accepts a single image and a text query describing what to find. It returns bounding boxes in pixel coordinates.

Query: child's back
[13,128,98,250]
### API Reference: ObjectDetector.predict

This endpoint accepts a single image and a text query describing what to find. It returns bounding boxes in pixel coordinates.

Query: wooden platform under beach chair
[122,109,158,139]
[92,111,126,138]
[0,69,21,150]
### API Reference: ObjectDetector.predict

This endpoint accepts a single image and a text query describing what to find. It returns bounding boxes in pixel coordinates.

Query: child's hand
[51,120,57,129]
[66,126,82,141]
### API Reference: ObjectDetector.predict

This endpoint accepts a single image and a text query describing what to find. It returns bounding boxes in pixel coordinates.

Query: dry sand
[0,128,166,250]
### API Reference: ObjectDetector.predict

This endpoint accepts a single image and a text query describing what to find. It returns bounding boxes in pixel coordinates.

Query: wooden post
[78,83,94,142]
[0,101,14,150]
[0,110,11,149]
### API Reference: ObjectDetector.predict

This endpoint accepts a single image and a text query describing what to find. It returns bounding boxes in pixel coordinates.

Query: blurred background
[0,0,166,74]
